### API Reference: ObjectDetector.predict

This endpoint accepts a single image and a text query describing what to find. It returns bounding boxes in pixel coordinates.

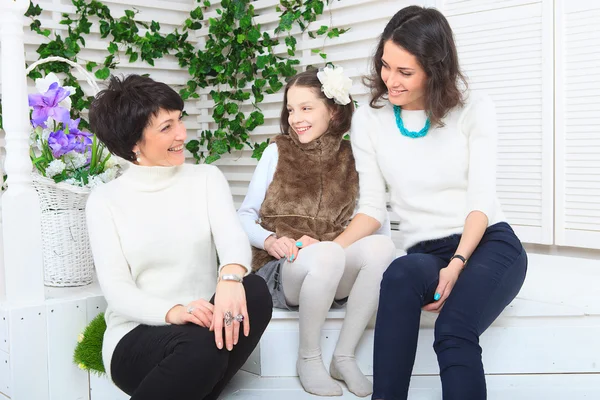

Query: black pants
[111,274,272,400]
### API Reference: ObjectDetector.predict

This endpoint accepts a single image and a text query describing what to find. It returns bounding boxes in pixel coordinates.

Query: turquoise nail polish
[434,293,441,301]
[296,241,303,247]
[290,254,295,261]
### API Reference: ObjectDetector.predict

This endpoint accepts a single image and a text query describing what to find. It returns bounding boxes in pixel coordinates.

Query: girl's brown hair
[280,68,354,138]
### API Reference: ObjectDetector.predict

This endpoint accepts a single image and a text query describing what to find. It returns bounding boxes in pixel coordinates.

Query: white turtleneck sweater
[85,163,252,378]
[351,93,505,251]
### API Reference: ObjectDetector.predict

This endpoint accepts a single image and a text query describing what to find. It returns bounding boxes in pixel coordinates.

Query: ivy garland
[3,0,347,162]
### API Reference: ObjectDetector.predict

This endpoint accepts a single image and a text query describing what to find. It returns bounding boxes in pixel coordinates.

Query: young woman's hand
[422,259,464,313]
[264,235,299,262]
[210,278,250,351]
[165,299,214,327]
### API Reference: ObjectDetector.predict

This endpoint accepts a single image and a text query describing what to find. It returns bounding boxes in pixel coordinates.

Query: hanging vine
[5,0,347,162]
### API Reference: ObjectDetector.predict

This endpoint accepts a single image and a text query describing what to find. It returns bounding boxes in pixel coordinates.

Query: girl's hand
[265,235,298,262]
[422,260,463,313]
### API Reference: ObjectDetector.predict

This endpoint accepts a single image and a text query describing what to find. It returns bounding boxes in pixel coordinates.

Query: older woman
[86,74,272,400]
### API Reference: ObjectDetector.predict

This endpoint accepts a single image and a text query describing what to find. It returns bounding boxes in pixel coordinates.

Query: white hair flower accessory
[317,65,352,105]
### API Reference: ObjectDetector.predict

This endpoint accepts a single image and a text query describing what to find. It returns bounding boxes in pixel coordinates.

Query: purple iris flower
[48,130,73,158]
[28,82,71,128]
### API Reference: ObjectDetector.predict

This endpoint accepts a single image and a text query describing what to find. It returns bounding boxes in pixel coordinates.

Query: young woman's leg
[434,223,527,400]
[282,241,346,396]
[111,274,272,400]
[329,235,396,396]
[372,253,446,400]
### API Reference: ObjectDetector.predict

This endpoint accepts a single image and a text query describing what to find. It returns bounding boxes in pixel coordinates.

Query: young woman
[239,67,396,397]
[334,6,528,400]
[86,74,272,400]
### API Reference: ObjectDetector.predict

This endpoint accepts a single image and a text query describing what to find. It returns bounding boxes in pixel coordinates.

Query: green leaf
[191,6,203,20]
[236,34,246,44]
[125,10,135,19]
[85,61,98,72]
[95,67,110,80]
[108,42,118,54]
[204,154,221,164]
[248,28,260,44]
[316,25,328,35]
[226,103,239,114]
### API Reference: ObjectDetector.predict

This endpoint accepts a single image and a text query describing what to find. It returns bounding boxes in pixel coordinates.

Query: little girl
[238,67,396,397]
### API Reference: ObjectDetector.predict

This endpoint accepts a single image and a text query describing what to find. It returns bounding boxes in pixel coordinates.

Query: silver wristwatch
[219,274,243,283]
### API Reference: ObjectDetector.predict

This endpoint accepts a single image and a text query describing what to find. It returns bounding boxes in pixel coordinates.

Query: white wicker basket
[26,56,101,287]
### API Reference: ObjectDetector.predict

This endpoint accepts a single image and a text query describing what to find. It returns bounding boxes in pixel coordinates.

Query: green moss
[73,312,106,375]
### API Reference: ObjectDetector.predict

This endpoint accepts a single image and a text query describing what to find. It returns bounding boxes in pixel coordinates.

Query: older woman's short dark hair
[280,68,354,139]
[89,74,184,162]
[364,6,467,127]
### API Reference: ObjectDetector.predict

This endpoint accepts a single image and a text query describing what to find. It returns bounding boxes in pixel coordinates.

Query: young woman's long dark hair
[364,6,467,127]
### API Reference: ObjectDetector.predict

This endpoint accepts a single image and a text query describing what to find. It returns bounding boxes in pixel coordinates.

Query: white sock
[297,353,343,396]
[330,355,372,397]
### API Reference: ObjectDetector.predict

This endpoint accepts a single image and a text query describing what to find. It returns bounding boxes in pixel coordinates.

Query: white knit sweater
[85,163,251,378]
[351,93,505,251]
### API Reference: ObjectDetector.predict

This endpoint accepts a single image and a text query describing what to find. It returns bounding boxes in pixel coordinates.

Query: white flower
[64,178,82,187]
[317,65,352,105]
[63,152,88,169]
[46,159,66,178]
[99,167,118,183]
[35,72,75,111]
[86,175,104,189]
[77,333,85,343]
[102,149,120,169]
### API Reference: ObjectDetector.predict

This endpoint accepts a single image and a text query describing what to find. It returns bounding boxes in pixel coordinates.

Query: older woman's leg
[110,274,272,400]
[329,235,396,397]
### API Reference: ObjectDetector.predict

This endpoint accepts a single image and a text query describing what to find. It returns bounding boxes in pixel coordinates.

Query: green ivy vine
[5,0,347,162]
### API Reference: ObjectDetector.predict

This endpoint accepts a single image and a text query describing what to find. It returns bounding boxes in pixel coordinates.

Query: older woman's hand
[165,299,214,327]
[210,264,250,351]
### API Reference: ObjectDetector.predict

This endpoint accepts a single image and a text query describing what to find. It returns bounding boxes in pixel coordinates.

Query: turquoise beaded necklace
[393,105,430,139]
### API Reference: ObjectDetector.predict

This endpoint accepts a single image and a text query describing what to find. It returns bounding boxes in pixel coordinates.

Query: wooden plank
[46,300,89,400]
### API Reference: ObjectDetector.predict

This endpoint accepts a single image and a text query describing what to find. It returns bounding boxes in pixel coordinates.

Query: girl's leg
[282,241,346,396]
[330,235,396,397]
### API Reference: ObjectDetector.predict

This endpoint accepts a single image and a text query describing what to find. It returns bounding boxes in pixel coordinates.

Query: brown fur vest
[252,129,358,271]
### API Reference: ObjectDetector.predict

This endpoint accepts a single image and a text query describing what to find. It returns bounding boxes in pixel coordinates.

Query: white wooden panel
[8,305,49,400]
[89,375,128,400]
[260,320,600,377]
[222,371,600,399]
[442,1,554,245]
[555,0,600,249]
[46,300,89,400]
[0,351,9,399]
[0,308,7,354]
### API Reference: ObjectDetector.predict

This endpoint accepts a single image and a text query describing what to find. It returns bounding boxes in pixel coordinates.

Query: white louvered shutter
[555,0,600,250]
[439,0,555,245]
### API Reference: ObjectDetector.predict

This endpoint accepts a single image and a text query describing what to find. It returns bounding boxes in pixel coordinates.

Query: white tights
[282,235,396,396]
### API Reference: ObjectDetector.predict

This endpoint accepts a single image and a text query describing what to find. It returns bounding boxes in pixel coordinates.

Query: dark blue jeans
[372,222,527,400]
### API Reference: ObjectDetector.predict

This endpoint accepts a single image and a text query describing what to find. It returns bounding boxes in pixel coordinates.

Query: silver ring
[187,305,195,314]
[224,311,233,326]
[235,314,244,322]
